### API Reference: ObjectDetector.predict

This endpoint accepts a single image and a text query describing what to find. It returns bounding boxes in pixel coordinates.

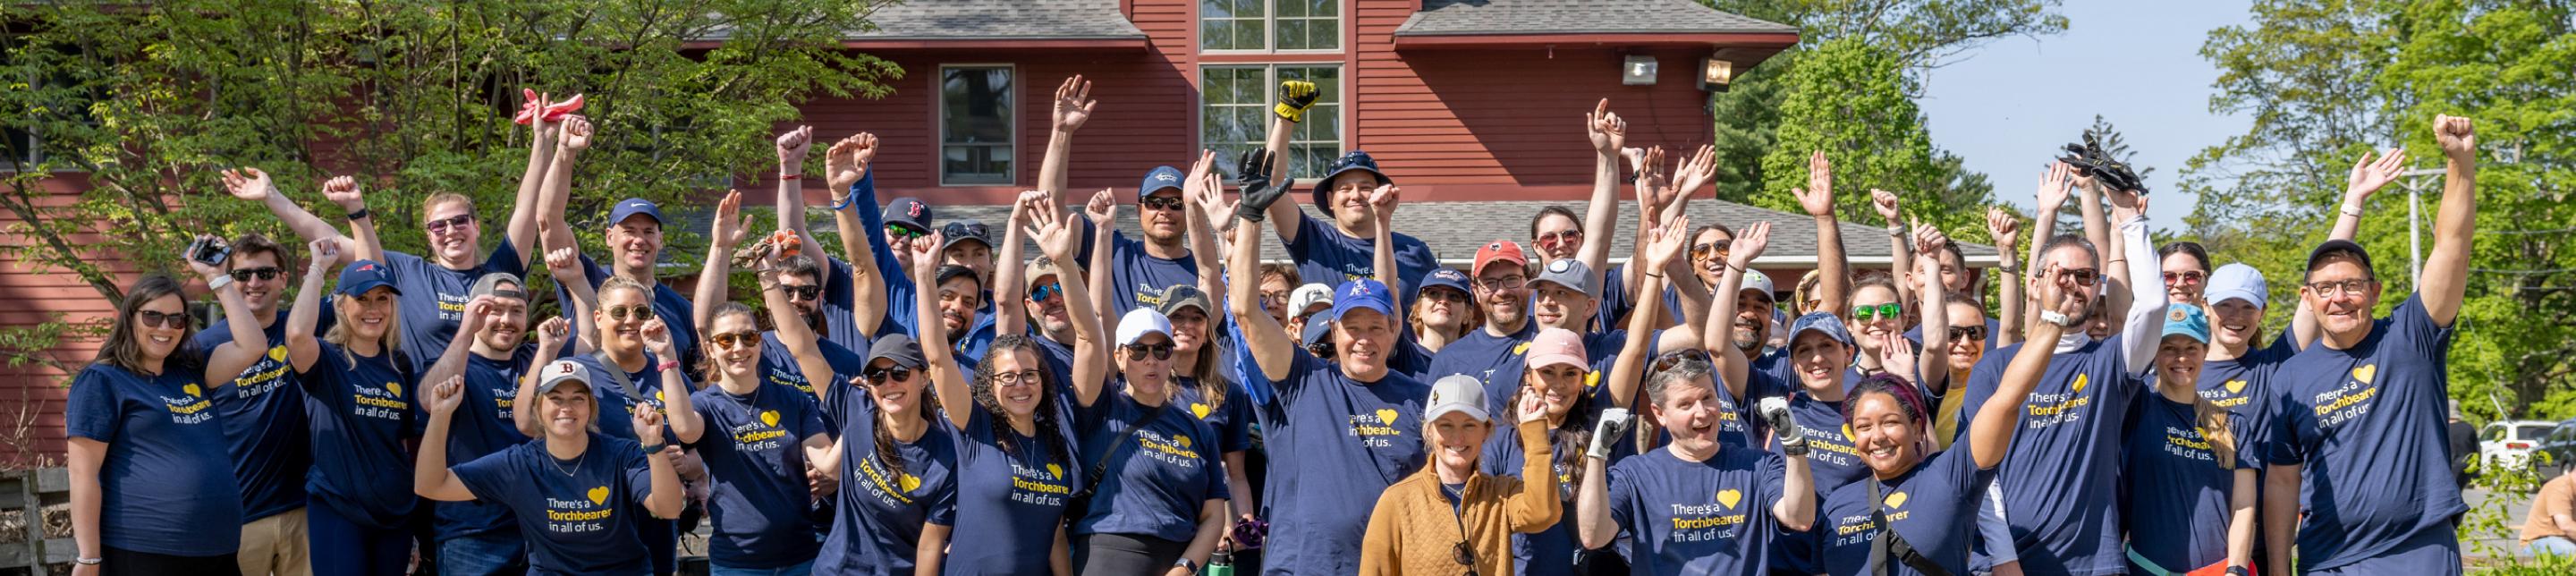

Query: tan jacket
[1358,420,1562,575]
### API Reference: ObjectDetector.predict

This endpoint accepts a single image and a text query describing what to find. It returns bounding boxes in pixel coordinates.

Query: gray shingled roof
[855,0,1147,40]
[1394,0,1798,36]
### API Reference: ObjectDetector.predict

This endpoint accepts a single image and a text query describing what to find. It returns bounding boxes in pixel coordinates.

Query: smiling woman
[66,269,260,575]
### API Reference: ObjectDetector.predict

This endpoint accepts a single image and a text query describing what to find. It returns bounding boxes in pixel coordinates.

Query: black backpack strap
[1868,479,1951,576]
[1082,400,1170,493]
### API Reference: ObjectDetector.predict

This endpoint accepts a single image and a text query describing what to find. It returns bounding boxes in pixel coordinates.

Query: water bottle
[1207,547,1234,576]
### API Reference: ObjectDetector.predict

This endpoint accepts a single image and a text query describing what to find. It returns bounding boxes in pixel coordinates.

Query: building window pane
[940,66,1013,185]
[1201,64,1342,179]
[1202,0,1337,52]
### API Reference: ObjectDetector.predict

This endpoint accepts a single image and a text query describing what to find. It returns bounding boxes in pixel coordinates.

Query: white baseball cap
[1426,374,1489,422]
[1289,283,1335,318]
[1115,308,1174,347]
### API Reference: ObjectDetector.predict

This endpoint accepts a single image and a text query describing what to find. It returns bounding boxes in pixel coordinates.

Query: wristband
[1886,224,1905,237]
[207,274,236,292]
[75,557,102,566]
[2339,203,2363,218]
[1174,558,1200,572]
[1644,272,1665,279]
[2039,309,2079,327]
[345,208,370,221]
[2224,567,2249,576]
[657,360,680,372]
[779,174,801,181]
[640,444,665,453]
[1782,440,1810,457]
[1997,263,2021,275]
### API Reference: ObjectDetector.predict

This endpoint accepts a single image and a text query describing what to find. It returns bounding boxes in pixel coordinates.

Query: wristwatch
[1174,558,1200,572]
[2225,567,2250,576]
[207,274,236,292]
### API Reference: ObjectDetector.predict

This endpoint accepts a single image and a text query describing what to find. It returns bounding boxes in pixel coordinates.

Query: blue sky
[1919,0,2255,230]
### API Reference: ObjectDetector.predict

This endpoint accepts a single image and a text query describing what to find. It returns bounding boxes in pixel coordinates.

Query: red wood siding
[0,174,123,465]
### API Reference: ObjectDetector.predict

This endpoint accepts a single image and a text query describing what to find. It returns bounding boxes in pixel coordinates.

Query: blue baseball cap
[607,198,665,227]
[1419,267,1470,296]
[2162,303,2211,343]
[2206,263,2267,310]
[1327,279,1396,322]
[1302,318,1335,349]
[1139,165,1186,201]
[335,259,401,297]
[885,197,934,234]
[1787,311,1854,348]
[1309,150,1392,216]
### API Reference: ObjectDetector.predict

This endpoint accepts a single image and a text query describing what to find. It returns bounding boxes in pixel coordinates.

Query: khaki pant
[237,507,310,576]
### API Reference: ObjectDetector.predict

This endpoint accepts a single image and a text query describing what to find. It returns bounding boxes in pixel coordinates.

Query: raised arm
[1030,198,1109,407]
[759,263,839,404]
[1700,221,1769,402]
[540,241,597,356]
[824,133,902,283]
[1503,397,1565,531]
[911,233,975,429]
[1226,216,1295,383]
[1608,217,1689,410]
[1913,225,1953,393]
[1873,190,1915,305]
[2422,115,2477,326]
[1042,75,1095,202]
[419,297,496,402]
[694,191,750,334]
[535,116,592,255]
[514,318,572,438]
[1082,191,1116,318]
[2104,187,2166,374]
[1792,152,1850,318]
[1259,80,1318,241]
[504,96,559,267]
[640,318,701,445]
[414,375,479,502]
[278,239,341,375]
[1969,270,2077,469]
[774,126,829,258]
[1368,183,1400,297]
[2021,163,2073,337]
[1181,153,1231,305]
[826,139,889,335]
[1574,430,1620,549]
[996,191,1044,339]
[199,238,284,383]
[222,168,372,264]
[1771,439,1817,531]
[1578,99,1626,272]
[633,412,686,519]
[1986,207,2026,348]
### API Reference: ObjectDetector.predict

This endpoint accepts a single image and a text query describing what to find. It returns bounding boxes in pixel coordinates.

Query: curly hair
[970,335,1074,466]
[1503,365,1600,490]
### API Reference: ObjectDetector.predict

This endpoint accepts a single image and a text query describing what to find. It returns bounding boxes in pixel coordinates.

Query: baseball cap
[885,198,934,234]
[2305,239,2375,277]
[866,334,927,369]
[1157,284,1213,317]
[1301,318,1335,349]
[1472,240,1528,278]
[1328,279,1397,323]
[2206,263,2267,310]
[1788,312,1855,348]
[1530,258,1597,299]
[1025,258,1063,290]
[1527,327,1587,370]
[1139,165,1186,200]
[534,359,594,395]
[2162,303,2210,343]
[335,259,401,297]
[1309,150,1393,216]
[607,198,665,227]
[1116,308,1174,346]
[933,265,979,288]
[470,272,525,302]
[1741,269,1776,301]
[1289,283,1335,318]
[941,221,994,250]
[1419,267,1471,296]
[1425,374,1489,422]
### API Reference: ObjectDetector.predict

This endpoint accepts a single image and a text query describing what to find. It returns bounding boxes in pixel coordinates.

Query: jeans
[708,559,815,576]
[305,503,412,576]
[2529,535,2576,557]
[439,531,530,576]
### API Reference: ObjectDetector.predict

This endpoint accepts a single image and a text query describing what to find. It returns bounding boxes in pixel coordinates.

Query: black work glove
[2058,130,2148,195]
[1233,149,1285,223]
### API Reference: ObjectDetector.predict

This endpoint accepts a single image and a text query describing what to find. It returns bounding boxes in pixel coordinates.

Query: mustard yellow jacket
[1358,419,1562,575]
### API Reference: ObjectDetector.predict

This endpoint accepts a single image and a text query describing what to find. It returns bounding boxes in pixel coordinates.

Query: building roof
[1394,0,1799,37]
[853,0,1147,41]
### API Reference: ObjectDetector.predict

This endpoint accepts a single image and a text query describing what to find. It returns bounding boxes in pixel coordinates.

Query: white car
[2481,419,2557,470]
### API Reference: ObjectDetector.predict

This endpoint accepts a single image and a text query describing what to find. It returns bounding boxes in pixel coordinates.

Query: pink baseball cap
[1527,328,1587,370]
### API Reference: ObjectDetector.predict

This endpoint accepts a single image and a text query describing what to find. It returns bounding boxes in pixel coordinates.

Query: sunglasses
[1691,240,1732,260]
[2162,271,2207,285]
[227,267,282,282]
[604,305,653,321]
[1535,230,1581,250]
[861,366,914,385]
[1140,196,1186,211]
[2052,267,2102,287]
[1648,348,1710,377]
[1854,302,1902,321]
[1452,541,1479,575]
[136,309,190,329]
[424,214,476,235]
[1949,326,1987,342]
[707,330,760,349]
[1420,289,1470,304]
[1030,283,1063,302]
[1123,343,1176,360]
[782,284,822,301]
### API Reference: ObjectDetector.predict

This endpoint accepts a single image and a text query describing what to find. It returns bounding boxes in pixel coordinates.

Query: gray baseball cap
[1530,258,1597,299]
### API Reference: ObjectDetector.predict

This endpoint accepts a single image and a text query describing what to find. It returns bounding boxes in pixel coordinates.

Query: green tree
[1757,38,1984,234]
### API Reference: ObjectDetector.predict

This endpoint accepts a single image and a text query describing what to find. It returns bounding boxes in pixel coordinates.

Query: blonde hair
[324,292,404,363]
[419,192,474,222]
[2196,400,2240,470]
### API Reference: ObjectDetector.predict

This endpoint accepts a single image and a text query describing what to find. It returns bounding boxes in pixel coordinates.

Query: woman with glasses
[913,200,1093,573]
[278,242,425,576]
[1061,306,1231,574]
[810,331,958,575]
[416,358,686,575]
[1410,268,1479,356]
[2158,241,2212,306]
[67,241,270,575]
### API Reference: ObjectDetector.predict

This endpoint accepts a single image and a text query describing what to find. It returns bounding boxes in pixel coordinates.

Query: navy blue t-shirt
[1251,352,1428,575]
[1425,322,1538,394]
[1602,447,1785,575]
[1072,389,1229,542]
[1819,447,1996,576]
[1952,336,2143,575]
[2123,393,2258,572]
[64,363,242,556]
[688,381,831,568]
[199,311,311,523]
[437,346,538,540]
[1746,372,1870,575]
[570,253,699,377]
[1094,226,1203,316]
[812,256,872,349]
[453,433,657,575]
[818,399,960,575]
[1479,409,1637,575]
[1284,212,1439,311]
[386,241,525,372]
[1482,328,1651,418]
[947,404,1080,573]
[757,331,868,402]
[2198,334,2295,462]
[2263,295,2464,572]
[1173,377,1256,456]
[299,342,421,529]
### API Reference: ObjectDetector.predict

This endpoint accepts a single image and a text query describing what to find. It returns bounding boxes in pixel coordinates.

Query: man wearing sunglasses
[196,232,332,576]
[2261,116,2479,576]
[1031,79,1211,318]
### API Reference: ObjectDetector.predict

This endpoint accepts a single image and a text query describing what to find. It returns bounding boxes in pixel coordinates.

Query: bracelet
[640,444,665,453]
[657,360,680,372]
[207,274,236,292]
[1996,265,2021,275]
[345,208,370,220]
[779,174,801,181]
[1886,224,1905,237]
[74,557,101,566]
[1644,272,1665,279]
[2339,203,2363,218]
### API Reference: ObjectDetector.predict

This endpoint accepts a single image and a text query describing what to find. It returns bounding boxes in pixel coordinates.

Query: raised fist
[1275,80,1319,123]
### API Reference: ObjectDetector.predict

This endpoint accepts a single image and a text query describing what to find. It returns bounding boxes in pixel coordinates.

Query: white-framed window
[938,64,1014,185]
[1200,0,1341,53]
[1199,64,1341,178]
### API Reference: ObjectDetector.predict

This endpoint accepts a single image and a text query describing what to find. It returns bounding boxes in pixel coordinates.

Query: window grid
[939,65,1015,185]
[1200,0,1340,53]
[1199,64,1341,180]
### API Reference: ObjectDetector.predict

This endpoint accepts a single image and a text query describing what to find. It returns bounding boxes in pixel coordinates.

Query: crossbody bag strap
[1084,401,1171,490]
[1868,479,1951,576]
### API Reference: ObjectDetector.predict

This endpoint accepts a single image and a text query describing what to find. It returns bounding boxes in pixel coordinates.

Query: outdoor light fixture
[1622,55,1658,85]
[1699,58,1735,92]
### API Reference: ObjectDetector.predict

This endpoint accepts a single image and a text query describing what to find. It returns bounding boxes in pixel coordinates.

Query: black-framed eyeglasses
[708,330,760,349]
[228,267,282,282]
[1140,196,1186,211]
[1476,275,1527,291]
[2305,279,2376,297]
[1123,343,1175,360]
[1949,325,1987,342]
[992,369,1045,387]
[424,214,476,235]
[861,366,913,385]
[780,284,823,301]
[1258,292,1290,307]
[135,309,190,329]
[604,305,652,321]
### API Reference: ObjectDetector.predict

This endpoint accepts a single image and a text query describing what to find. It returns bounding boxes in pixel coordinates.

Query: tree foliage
[0,0,900,309]
[1757,38,1985,236]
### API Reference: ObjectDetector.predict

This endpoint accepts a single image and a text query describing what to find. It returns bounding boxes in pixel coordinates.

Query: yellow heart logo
[1175,436,1192,448]
[1512,343,1530,355]
[1885,492,1909,509]
[2224,379,2248,394]
[267,345,288,361]
[898,473,921,492]
[1191,402,1212,419]
[2071,373,2089,394]
[1842,424,1854,441]
[2351,364,2377,384]
[182,384,202,398]
[386,382,402,398]
[586,486,609,505]
[1584,371,1601,389]
[1044,463,1063,479]
[1376,409,1399,425]
[760,411,780,428]
[1716,488,1742,509]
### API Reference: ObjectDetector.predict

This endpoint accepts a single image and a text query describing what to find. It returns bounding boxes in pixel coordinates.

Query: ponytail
[2193,398,2240,470]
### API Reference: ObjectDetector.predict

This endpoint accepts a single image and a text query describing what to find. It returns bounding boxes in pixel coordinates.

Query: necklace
[549,447,586,478]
